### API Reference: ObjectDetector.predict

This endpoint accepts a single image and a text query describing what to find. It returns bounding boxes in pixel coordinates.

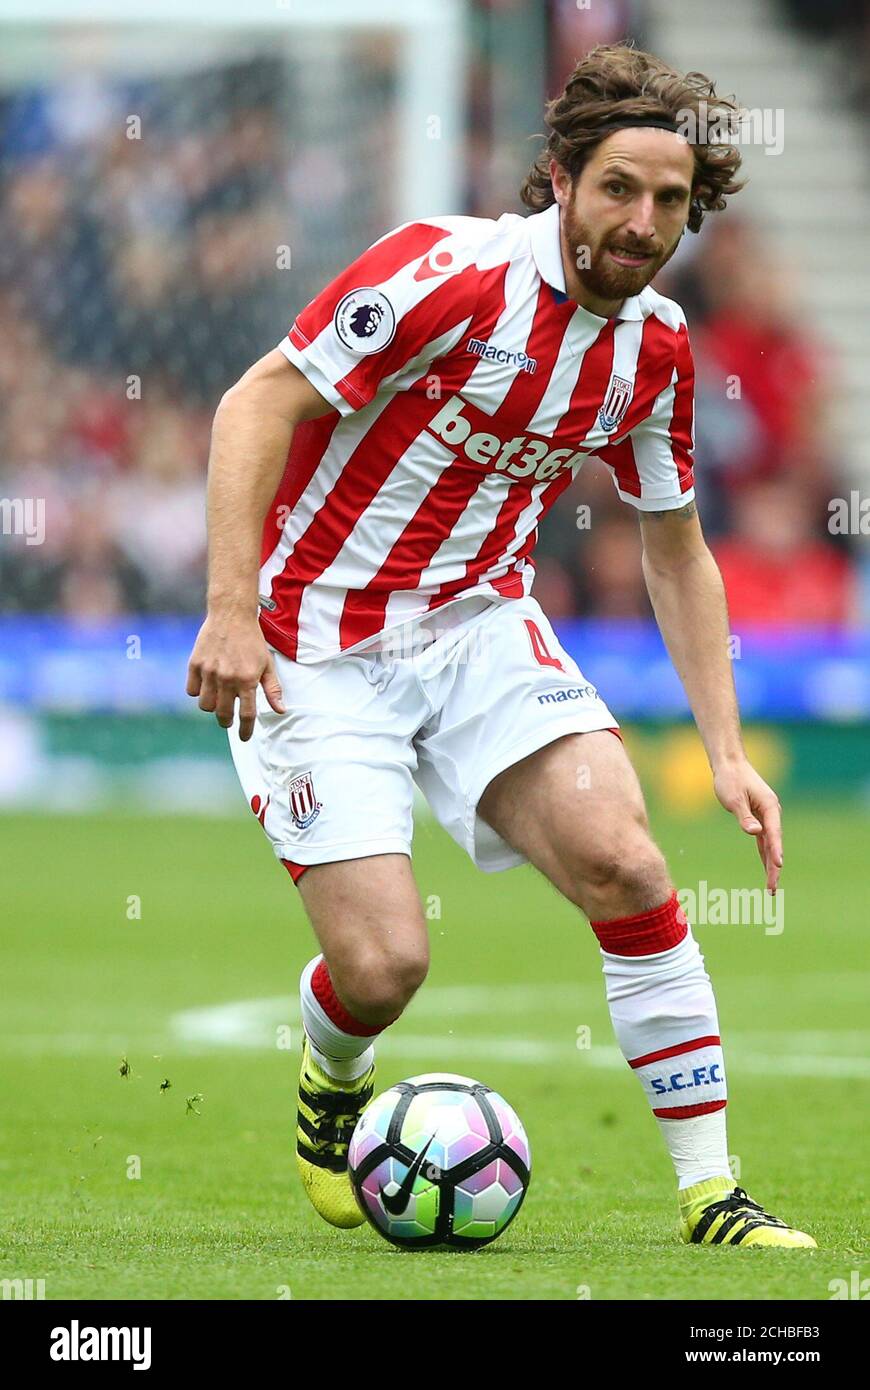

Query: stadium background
[1,0,868,1302]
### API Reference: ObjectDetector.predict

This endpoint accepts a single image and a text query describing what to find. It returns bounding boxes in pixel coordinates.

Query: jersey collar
[526,201,646,322]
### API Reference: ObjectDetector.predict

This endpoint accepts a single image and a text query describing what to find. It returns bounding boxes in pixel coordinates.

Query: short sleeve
[279,222,480,417]
[599,324,696,511]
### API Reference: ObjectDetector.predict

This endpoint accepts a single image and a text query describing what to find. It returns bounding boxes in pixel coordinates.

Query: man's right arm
[186,348,332,742]
[188,218,482,739]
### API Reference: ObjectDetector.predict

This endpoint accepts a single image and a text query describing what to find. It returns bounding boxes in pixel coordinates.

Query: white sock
[599,922,731,1188]
[300,955,376,1082]
[308,1035,374,1083]
[659,1110,733,1190]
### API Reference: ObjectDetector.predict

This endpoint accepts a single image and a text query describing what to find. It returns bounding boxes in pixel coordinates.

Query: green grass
[1,802,867,1300]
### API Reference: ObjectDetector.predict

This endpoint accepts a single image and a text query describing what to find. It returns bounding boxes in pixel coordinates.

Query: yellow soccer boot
[296,1034,375,1229]
[680,1179,816,1248]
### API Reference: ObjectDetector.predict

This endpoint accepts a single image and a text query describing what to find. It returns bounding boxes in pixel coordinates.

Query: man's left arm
[639,500,783,894]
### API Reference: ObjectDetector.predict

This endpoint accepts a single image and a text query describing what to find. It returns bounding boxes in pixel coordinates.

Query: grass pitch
[1,799,867,1300]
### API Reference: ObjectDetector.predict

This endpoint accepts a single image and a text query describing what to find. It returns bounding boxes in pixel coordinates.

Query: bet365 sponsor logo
[427,394,590,482]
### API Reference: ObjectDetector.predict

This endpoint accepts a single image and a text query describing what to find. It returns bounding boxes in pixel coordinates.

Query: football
[347,1072,531,1249]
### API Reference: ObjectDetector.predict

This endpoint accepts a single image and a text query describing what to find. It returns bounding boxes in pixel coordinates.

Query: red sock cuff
[590,888,688,956]
[310,959,389,1037]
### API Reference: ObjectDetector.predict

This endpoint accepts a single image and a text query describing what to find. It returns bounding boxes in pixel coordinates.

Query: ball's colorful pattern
[348,1072,531,1249]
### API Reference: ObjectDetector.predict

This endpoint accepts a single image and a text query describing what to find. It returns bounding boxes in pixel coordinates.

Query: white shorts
[228,594,620,878]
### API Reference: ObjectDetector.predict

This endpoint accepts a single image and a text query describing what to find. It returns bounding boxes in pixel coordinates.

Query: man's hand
[186,613,285,742]
[712,757,783,895]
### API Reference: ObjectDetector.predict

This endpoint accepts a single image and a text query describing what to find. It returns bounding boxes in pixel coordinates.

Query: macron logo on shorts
[537,685,598,705]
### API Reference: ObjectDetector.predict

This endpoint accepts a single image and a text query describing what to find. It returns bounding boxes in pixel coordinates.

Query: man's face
[555,128,695,306]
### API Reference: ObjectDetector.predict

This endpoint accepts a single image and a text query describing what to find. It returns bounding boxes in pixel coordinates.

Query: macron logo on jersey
[427,394,585,483]
[466,336,537,374]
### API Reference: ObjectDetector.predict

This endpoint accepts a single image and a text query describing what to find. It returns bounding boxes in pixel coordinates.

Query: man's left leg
[478,730,815,1248]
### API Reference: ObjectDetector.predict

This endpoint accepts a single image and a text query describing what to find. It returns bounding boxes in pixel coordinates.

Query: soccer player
[187,44,814,1248]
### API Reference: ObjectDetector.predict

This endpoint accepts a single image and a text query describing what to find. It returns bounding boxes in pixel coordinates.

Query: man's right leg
[226,646,431,1225]
[294,852,429,1227]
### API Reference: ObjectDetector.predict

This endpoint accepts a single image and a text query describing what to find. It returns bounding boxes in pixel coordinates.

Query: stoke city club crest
[288,771,323,830]
[597,374,634,434]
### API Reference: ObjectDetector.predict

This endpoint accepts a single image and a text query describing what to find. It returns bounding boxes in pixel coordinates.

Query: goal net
[0,0,468,608]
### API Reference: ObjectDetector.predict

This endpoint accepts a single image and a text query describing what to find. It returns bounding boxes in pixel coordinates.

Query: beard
[562,202,680,302]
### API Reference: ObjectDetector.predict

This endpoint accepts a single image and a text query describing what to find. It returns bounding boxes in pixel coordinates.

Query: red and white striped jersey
[260,203,695,662]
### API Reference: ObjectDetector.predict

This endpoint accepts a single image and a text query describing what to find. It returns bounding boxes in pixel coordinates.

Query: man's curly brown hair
[521,43,745,233]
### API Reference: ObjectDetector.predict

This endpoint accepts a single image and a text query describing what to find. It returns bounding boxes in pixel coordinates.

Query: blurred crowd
[0,46,397,618]
[779,1,870,113]
[0,5,864,629]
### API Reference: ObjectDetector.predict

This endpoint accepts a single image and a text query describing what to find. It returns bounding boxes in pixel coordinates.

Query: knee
[334,938,430,1025]
[571,828,671,916]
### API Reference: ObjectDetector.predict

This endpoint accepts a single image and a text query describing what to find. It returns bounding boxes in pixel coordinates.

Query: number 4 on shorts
[523,618,565,672]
